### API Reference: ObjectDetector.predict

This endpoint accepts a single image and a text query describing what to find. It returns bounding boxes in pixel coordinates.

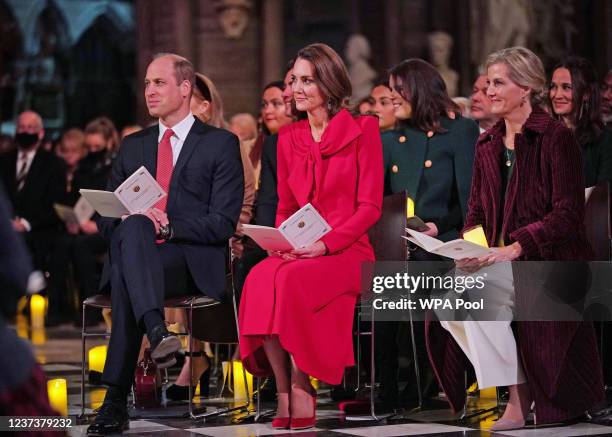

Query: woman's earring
[327,98,333,112]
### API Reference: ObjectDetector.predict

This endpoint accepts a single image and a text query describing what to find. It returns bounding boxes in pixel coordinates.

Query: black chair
[79,293,225,418]
[348,192,410,420]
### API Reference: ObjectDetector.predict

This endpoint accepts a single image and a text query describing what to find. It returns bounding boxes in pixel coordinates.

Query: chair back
[368,192,408,261]
[190,274,239,344]
[584,182,611,261]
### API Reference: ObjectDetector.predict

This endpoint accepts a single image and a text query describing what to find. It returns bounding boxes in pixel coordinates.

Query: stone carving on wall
[470,0,531,67]
[214,0,253,40]
[345,34,376,104]
[470,0,575,69]
[428,31,458,98]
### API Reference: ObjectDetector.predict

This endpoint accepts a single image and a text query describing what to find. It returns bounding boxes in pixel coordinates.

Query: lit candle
[232,360,253,400]
[16,314,28,340]
[47,378,68,416]
[310,377,319,390]
[30,294,46,328]
[463,225,489,248]
[88,345,107,373]
[406,197,415,218]
[89,388,106,410]
[31,327,46,345]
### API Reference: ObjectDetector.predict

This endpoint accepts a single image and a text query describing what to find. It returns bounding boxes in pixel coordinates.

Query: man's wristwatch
[158,223,173,241]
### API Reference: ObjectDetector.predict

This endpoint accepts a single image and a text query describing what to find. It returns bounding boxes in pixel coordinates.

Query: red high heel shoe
[290,385,317,430]
[271,393,290,429]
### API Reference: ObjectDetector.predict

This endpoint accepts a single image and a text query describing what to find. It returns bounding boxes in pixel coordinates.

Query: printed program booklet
[79,166,166,218]
[402,228,493,260]
[242,203,332,251]
[54,196,95,224]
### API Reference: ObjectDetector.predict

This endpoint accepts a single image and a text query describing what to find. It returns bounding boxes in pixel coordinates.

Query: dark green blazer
[383,116,479,241]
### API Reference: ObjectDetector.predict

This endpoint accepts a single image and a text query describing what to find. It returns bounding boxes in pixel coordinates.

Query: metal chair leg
[80,303,87,417]
[460,372,499,421]
[188,288,250,420]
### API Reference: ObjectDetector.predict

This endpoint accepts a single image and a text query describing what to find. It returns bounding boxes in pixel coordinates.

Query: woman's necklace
[504,147,515,167]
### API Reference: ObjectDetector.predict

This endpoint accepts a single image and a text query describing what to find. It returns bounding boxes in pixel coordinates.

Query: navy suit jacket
[98,118,244,300]
[255,134,278,227]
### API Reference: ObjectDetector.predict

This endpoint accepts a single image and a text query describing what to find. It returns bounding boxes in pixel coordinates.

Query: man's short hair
[153,52,195,91]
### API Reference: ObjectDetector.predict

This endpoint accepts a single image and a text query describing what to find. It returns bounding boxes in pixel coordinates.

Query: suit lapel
[143,126,159,179]
[20,149,44,197]
[167,120,204,211]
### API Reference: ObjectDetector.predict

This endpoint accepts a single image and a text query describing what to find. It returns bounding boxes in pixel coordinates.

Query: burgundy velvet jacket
[426,107,604,423]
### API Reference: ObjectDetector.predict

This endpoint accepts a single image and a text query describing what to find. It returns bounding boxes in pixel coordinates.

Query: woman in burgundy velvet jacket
[426,47,604,431]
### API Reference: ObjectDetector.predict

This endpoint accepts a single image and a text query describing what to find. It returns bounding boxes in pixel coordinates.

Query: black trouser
[375,246,441,403]
[102,215,197,388]
[48,233,108,319]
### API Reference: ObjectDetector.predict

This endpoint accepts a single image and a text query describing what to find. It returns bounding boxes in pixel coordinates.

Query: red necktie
[155,128,174,211]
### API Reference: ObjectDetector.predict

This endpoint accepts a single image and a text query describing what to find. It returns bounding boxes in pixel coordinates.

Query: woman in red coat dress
[427,46,604,431]
[239,43,383,430]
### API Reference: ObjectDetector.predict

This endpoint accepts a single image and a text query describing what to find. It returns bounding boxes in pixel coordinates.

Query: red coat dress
[426,107,605,423]
[238,110,383,384]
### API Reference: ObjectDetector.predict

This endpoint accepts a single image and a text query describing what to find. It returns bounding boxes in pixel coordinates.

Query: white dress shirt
[158,113,196,166]
[16,148,37,178]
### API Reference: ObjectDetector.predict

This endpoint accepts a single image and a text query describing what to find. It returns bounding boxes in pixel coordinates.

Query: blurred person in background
[470,73,499,132]
[370,80,398,132]
[229,113,260,183]
[261,80,293,137]
[47,117,119,326]
[355,96,374,115]
[601,69,612,126]
[0,110,65,271]
[56,128,85,194]
[120,124,143,140]
[0,134,15,155]
[452,96,471,117]
[549,56,612,187]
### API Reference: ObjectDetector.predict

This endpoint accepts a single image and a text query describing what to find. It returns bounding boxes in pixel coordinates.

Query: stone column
[384,0,401,67]
[261,0,283,85]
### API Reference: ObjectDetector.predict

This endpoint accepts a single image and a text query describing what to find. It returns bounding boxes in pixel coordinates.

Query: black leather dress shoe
[148,324,181,369]
[87,402,129,435]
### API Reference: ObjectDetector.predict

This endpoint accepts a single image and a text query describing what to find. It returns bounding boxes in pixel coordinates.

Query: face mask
[14,132,39,149]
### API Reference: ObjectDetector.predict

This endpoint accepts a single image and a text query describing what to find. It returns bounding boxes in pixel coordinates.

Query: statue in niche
[428,31,458,98]
[345,34,376,104]
[214,0,253,39]
[470,0,532,67]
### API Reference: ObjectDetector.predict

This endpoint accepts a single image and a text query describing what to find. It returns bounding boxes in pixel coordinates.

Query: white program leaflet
[53,196,95,224]
[80,166,166,218]
[403,228,493,260]
[242,203,332,251]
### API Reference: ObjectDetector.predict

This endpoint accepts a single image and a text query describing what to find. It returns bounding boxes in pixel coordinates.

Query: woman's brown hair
[389,58,460,133]
[84,116,119,151]
[193,72,226,128]
[295,43,352,116]
[549,56,603,146]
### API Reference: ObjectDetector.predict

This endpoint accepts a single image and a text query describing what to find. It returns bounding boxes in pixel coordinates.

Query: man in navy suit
[88,53,243,435]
